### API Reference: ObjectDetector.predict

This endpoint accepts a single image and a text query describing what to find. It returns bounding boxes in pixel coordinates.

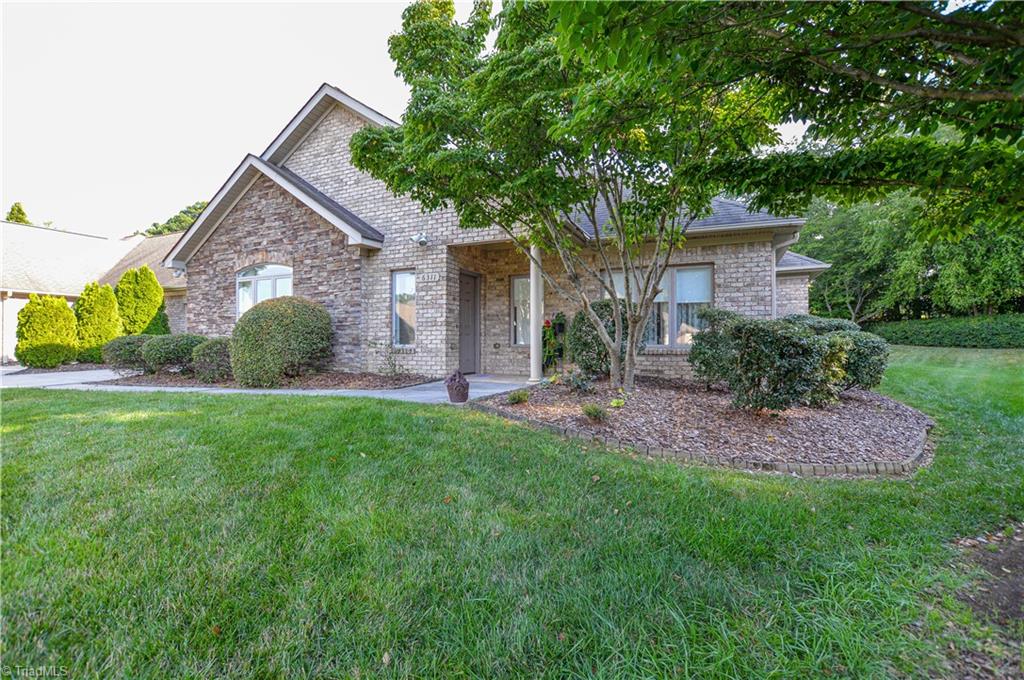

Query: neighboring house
[100,233,188,334]
[166,83,829,379]
[1,221,142,363]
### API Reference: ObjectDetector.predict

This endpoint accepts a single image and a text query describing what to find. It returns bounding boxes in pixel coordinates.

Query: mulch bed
[9,362,106,375]
[480,377,933,467]
[98,371,433,390]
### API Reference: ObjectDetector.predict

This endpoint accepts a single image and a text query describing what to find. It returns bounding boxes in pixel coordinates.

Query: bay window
[236,264,293,318]
[392,270,416,346]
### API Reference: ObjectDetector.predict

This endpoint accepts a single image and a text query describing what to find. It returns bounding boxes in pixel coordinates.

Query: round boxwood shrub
[726,318,830,411]
[230,297,334,388]
[102,335,152,372]
[566,299,643,377]
[783,314,860,334]
[832,330,889,390]
[688,307,742,387]
[74,282,122,363]
[140,334,207,373]
[192,337,232,383]
[15,294,79,368]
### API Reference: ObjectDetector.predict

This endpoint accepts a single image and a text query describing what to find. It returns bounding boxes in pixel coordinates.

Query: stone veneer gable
[186,175,364,370]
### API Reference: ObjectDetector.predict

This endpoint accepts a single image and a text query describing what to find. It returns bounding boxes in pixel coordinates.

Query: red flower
[544,319,552,327]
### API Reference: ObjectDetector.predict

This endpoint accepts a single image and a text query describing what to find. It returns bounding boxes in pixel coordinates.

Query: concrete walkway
[1,366,527,404]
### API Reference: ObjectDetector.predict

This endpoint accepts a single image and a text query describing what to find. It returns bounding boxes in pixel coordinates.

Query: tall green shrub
[231,297,334,388]
[74,282,122,362]
[15,294,78,367]
[783,314,861,334]
[115,266,165,335]
[688,307,741,387]
[833,330,890,389]
[143,302,171,335]
[726,319,830,411]
[868,314,1024,349]
[566,300,643,378]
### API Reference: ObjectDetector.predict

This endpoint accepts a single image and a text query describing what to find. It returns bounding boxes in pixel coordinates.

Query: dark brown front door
[458,273,480,373]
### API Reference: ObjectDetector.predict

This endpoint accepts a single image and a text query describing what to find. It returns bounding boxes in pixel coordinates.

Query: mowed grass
[1,347,1021,678]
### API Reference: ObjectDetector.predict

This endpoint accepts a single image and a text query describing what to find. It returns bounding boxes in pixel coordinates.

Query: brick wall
[185,175,364,370]
[776,274,811,316]
[164,291,188,334]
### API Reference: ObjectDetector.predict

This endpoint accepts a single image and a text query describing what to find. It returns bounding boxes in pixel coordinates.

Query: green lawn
[2,347,1022,678]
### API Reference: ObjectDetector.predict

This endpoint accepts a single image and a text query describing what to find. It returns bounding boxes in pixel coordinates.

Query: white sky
[3,2,806,239]
[2,2,478,237]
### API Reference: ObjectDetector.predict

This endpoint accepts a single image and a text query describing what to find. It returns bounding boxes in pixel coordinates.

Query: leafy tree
[144,201,208,236]
[114,266,165,334]
[351,0,776,388]
[801,193,1024,321]
[15,294,78,367]
[551,2,1024,239]
[6,202,30,224]
[74,282,123,362]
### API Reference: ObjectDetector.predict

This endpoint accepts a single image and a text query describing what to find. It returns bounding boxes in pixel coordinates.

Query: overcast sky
[2,2,480,238]
[3,2,804,239]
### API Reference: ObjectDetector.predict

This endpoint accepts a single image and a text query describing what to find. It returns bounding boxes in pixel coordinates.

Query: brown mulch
[98,371,432,390]
[481,377,933,466]
[8,362,106,375]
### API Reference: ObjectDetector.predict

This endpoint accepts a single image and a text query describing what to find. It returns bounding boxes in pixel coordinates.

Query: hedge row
[15,265,168,368]
[689,310,890,412]
[100,296,335,388]
[868,313,1024,349]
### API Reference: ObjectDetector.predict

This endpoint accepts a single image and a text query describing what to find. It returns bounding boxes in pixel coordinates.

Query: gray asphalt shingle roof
[576,195,803,238]
[100,233,186,290]
[777,251,829,272]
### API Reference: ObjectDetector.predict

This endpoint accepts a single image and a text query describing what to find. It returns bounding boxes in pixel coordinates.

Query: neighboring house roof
[262,83,397,165]
[776,251,830,276]
[100,232,186,291]
[575,195,805,239]
[164,154,385,268]
[1,221,142,297]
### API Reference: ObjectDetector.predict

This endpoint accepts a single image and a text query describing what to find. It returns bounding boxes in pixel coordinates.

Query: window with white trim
[511,275,530,345]
[608,265,713,346]
[236,264,293,318]
[392,270,416,346]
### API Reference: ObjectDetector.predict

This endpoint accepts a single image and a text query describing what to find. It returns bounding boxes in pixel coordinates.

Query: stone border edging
[468,401,931,478]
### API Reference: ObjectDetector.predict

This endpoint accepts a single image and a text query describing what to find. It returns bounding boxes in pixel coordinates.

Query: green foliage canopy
[144,201,208,236]
[6,202,30,224]
[15,294,78,368]
[551,1,1024,239]
[114,266,165,335]
[74,282,123,362]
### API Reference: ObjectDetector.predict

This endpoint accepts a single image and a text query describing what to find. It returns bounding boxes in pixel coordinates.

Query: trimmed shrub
[726,318,831,411]
[832,330,889,389]
[143,301,171,335]
[14,294,78,367]
[74,282,122,362]
[783,314,861,334]
[115,265,165,335]
[566,299,643,377]
[806,333,852,407]
[868,314,1024,349]
[102,335,151,372]
[192,338,232,383]
[140,334,206,373]
[688,307,742,387]
[230,296,334,388]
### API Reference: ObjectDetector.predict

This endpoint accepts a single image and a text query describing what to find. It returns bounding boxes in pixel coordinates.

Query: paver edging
[467,401,932,478]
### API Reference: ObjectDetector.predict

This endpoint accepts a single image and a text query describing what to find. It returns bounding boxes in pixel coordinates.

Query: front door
[458,273,480,373]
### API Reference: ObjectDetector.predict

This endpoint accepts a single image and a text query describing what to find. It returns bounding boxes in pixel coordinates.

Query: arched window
[236,264,292,317]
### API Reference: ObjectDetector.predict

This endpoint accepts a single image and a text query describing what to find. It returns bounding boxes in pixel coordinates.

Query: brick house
[165,84,828,379]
